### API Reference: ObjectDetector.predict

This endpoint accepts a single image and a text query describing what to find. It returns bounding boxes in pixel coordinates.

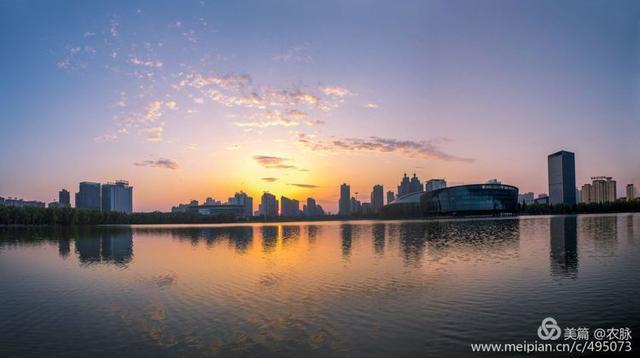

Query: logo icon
[537,317,561,340]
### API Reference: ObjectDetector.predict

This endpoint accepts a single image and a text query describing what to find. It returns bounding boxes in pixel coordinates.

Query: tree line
[1,200,639,226]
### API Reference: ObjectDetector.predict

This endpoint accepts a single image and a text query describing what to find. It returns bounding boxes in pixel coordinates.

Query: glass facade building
[548,150,576,205]
[382,184,519,217]
[421,184,518,215]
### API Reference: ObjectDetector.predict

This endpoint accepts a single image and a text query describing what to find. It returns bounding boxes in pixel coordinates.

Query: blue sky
[1,0,639,211]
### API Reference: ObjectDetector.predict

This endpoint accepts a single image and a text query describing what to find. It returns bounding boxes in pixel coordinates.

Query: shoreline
[1,211,638,228]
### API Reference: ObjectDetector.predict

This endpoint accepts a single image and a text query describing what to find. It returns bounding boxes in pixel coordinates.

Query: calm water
[1,214,639,357]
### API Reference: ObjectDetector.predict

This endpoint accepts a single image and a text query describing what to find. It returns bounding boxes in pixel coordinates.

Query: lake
[1,214,639,356]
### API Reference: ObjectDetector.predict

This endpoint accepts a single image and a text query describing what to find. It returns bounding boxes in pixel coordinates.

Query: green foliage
[0,206,241,226]
[516,200,640,215]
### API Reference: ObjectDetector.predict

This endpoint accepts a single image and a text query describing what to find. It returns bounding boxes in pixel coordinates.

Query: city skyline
[1,0,639,212]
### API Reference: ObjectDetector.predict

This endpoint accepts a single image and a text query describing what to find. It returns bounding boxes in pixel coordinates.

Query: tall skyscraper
[548,150,576,205]
[101,180,133,214]
[58,189,71,208]
[229,191,253,218]
[398,173,423,197]
[339,183,350,216]
[280,196,300,216]
[75,182,101,210]
[260,192,278,217]
[371,185,384,213]
[387,190,395,204]
[627,184,636,201]
[425,179,447,192]
[409,174,423,193]
[397,173,411,197]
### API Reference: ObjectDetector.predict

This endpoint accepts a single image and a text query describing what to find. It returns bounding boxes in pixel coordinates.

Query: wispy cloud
[234,110,321,128]
[288,183,319,188]
[261,177,278,182]
[134,158,179,169]
[253,155,298,169]
[320,86,351,97]
[365,103,379,109]
[143,125,164,142]
[297,134,474,162]
[273,45,313,63]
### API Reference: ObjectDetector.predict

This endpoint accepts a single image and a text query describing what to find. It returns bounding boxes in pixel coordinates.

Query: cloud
[304,119,324,126]
[288,183,319,188]
[164,100,178,110]
[320,86,351,97]
[134,158,179,169]
[296,134,474,162]
[234,110,315,128]
[253,155,297,169]
[365,103,379,109]
[143,125,164,142]
[261,177,278,182]
[144,101,163,121]
[130,57,163,68]
[273,46,313,63]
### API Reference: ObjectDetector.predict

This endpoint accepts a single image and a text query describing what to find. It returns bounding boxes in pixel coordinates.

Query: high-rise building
[350,197,362,214]
[589,177,616,203]
[581,184,592,203]
[409,174,423,194]
[518,192,534,205]
[101,180,133,214]
[59,189,71,208]
[76,182,101,210]
[303,197,325,216]
[229,191,253,218]
[425,179,447,192]
[260,192,278,217]
[339,183,350,216]
[627,184,636,201]
[398,173,423,197]
[280,196,300,216]
[371,185,384,213]
[386,190,395,205]
[398,173,410,197]
[548,150,576,205]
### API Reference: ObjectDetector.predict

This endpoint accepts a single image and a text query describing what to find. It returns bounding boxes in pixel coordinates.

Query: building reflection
[372,223,385,256]
[226,227,253,254]
[340,224,353,259]
[581,215,618,257]
[549,216,578,279]
[282,225,301,247]
[261,226,278,253]
[418,219,520,266]
[58,238,71,258]
[306,225,319,243]
[398,222,428,266]
[75,229,133,265]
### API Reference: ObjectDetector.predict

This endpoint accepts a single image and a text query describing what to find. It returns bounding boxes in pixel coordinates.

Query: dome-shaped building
[382,183,519,217]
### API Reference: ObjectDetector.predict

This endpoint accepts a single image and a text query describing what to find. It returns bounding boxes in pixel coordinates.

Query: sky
[1,0,639,212]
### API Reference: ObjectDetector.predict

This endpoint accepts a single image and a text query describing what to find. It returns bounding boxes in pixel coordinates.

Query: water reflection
[76,231,133,265]
[549,216,578,279]
[261,226,278,253]
[58,237,71,258]
[372,223,385,256]
[581,215,618,257]
[1,215,640,357]
[340,224,353,259]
